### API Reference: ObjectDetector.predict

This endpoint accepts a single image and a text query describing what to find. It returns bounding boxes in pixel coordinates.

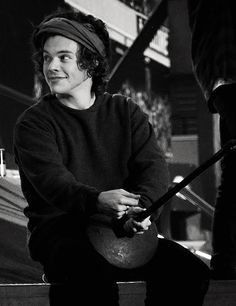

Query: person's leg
[211,85,236,279]
[44,235,119,306]
[142,238,210,306]
[37,218,119,306]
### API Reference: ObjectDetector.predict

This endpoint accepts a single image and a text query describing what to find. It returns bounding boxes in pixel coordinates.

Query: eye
[43,54,51,63]
[60,54,71,62]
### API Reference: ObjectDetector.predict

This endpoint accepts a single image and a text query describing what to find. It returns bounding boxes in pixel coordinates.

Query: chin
[50,86,67,95]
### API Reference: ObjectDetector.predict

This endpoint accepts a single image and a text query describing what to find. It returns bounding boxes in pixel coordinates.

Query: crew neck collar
[48,94,103,113]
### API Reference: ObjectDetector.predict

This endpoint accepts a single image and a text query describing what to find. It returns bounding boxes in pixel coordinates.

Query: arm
[14,118,100,218]
[125,100,170,223]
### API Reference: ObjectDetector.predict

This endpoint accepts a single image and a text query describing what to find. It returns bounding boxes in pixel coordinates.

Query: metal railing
[0,83,35,106]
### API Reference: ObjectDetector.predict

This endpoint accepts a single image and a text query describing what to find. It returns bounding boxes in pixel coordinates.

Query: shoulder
[16,94,53,122]
[104,92,142,112]
[15,94,55,132]
[107,92,132,105]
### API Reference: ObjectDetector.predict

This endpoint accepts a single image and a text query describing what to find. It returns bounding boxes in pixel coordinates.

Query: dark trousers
[36,219,210,306]
[211,84,236,278]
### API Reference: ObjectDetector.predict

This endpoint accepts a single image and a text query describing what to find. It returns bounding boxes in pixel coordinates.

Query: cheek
[43,64,48,78]
[72,69,87,82]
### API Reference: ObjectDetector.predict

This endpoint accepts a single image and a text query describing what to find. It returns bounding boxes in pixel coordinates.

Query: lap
[41,230,209,305]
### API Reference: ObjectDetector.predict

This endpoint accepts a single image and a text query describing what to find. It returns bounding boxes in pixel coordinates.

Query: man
[14,7,209,305]
[188,0,236,279]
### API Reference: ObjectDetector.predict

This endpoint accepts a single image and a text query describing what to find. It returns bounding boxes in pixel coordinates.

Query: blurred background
[0,0,220,282]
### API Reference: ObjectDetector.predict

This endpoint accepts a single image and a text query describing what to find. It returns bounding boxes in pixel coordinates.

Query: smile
[48,76,66,81]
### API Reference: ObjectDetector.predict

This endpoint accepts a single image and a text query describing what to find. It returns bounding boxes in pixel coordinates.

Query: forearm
[127,104,170,220]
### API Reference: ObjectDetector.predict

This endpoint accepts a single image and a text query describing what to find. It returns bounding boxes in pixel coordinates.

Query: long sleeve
[125,99,170,221]
[14,116,100,224]
[14,93,169,238]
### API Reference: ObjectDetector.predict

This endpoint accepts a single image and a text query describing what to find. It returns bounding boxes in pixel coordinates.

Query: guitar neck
[177,187,214,218]
[136,140,236,222]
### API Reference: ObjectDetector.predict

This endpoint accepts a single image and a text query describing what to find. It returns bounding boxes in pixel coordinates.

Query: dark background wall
[167,0,216,209]
[0,0,67,168]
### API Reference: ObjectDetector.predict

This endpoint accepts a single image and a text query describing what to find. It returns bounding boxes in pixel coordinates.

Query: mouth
[48,76,66,82]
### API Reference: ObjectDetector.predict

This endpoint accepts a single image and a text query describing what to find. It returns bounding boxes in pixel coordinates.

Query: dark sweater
[187,0,236,112]
[14,92,169,251]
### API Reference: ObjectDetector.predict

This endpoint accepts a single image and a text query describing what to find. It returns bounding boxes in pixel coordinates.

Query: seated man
[14,7,210,305]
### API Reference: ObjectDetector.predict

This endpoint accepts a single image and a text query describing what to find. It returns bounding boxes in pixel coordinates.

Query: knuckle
[118,198,124,205]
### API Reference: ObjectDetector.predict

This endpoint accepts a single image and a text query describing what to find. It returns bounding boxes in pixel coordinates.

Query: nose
[47,57,60,72]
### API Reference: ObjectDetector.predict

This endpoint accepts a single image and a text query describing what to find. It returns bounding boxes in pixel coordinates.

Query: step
[0,282,144,306]
[203,280,236,306]
[0,280,236,305]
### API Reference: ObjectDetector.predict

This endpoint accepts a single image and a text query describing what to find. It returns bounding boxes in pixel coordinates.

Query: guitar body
[86,214,159,269]
[86,143,236,269]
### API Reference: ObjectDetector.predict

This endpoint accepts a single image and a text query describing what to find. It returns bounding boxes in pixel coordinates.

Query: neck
[57,91,96,110]
[56,78,95,110]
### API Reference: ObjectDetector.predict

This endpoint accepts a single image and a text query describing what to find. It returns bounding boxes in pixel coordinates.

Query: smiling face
[43,35,89,96]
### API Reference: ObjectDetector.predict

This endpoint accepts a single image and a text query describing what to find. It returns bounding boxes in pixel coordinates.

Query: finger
[115,210,127,219]
[125,193,141,199]
[127,206,145,217]
[119,189,141,199]
[131,223,144,231]
[132,220,150,231]
[116,213,125,219]
[116,204,129,212]
[123,198,140,207]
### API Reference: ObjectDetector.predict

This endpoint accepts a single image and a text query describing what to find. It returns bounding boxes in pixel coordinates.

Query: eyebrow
[43,49,75,55]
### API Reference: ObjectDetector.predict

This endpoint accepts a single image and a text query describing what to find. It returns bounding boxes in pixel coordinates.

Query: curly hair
[31,6,111,96]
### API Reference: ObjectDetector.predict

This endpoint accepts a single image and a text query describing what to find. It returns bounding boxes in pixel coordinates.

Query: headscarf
[34,17,106,57]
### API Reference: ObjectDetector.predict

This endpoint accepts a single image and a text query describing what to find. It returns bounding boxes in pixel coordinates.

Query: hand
[123,206,151,235]
[97,189,140,219]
